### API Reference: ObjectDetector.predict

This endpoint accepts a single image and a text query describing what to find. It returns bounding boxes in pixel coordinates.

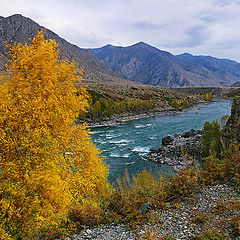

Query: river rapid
[90,99,232,183]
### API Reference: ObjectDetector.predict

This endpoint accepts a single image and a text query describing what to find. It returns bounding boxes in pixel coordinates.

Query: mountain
[0,14,125,83]
[231,82,240,87]
[89,43,240,87]
[176,53,240,82]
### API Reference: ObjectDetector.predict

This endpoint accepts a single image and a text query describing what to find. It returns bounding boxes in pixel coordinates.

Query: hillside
[0,14,127,84]
[89,43,240,87]
[176,53,240,83]
[231,81,240,87]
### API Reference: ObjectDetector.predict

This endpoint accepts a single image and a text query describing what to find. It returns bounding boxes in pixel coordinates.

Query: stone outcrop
[223,97,240,147]
[148,129,203,171]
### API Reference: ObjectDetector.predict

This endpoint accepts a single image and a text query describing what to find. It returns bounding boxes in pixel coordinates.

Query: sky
[1,0,240,61]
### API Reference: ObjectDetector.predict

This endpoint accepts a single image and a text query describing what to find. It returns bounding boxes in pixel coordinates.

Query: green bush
[201,144,240,188]
[202,120,222,157]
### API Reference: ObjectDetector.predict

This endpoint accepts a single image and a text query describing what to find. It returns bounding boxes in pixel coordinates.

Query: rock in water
[181,129,196,138]
[162,136,174,146]
[223,97,240,147]
[148,130,203,171]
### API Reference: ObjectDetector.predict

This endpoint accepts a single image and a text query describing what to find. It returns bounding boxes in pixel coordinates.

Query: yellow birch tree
[0,31,108,239]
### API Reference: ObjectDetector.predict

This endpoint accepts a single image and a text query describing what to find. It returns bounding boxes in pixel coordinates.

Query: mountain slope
[89,43,240,87]
[0,14,126,83]
[176,53,240,82]
[231,81,240,87]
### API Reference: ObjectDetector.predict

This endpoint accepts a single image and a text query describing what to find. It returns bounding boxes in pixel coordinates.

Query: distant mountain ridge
[89,43,240,87]
[2,14,240,88]
[0,14,126,83]
[176,53,240,79]
[231,81,240,87]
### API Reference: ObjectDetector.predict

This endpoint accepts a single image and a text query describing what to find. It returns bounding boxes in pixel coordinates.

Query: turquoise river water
[90,99,232,183]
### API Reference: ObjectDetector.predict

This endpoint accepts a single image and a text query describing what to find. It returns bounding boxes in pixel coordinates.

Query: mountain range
[1,14,240,88]
[89,43,240,87]
[0,14,126,84]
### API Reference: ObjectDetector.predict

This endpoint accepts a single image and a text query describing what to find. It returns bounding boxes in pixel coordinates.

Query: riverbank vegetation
[167,93,213,109]
[194,93,214,101]
[77,88,186,121]
[78,95,156,120]
[78,89,215,121]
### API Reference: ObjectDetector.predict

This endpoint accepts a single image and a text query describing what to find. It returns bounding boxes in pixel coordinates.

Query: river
[90,99,232,183]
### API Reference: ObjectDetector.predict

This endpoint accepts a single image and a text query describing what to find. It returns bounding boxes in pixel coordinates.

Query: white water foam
[108,139,131,144]
[139,154,148,160]
[134,124,146,128]
[106,134,115,139]
[109,153,121,158]
[125,161,135,165]
[132,146,150,153]
[109,153,130,158]
[134,123,152,128]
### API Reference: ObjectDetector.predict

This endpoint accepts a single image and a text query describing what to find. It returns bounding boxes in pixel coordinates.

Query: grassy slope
[84,82,188,102]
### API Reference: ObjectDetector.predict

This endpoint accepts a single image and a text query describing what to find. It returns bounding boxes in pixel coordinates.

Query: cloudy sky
[1,0,240,61]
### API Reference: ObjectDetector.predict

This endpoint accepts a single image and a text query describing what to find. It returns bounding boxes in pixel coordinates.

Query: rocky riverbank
[61,183,239,240]
[148,129,203,171]
[142,183,240,239]
[85,108,183,128]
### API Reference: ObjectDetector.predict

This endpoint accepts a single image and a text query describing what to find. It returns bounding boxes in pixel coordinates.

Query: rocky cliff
[223,97,240,147]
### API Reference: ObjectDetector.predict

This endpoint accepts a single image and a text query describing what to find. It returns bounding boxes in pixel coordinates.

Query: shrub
[201,120,221,157]
[166,168,201,200]
[102,170,167,227]
[201,144,240,187]
[192,212,210,225]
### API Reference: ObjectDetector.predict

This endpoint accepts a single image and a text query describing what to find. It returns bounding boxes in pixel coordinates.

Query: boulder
[181,129,196,138]
[162,136,173,146]
[150,147,162,153]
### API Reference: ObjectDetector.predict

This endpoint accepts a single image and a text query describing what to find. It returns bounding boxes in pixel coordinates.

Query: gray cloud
[183,25,210,47]
[133,21,164,31]
[1,0,240,61]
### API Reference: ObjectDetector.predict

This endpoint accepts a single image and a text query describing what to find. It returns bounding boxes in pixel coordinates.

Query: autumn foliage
[0,31,108,239]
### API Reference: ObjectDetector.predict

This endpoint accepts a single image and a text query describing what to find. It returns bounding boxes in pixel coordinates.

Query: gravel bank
[145,184,240,239]
[85,108,181,128]
[62,183,239,240]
